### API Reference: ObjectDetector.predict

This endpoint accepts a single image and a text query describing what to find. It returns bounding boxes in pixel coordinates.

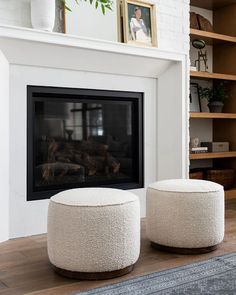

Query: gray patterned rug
[73,252,236,294]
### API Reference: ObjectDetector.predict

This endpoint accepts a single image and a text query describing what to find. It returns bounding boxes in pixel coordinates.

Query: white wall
[0,51,9,242]
[158,61,188,179]
[0,0,31,27]
[0,0,189,54]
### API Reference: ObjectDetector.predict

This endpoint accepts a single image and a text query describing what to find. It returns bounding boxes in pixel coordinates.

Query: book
[190,147,208,154]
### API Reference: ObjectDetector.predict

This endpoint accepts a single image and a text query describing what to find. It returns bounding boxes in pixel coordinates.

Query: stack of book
[190,147,208,154]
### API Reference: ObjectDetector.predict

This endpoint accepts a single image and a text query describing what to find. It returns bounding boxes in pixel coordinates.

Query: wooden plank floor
[0,199,236,295]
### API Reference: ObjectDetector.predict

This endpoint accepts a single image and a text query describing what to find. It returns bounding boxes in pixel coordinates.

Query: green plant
[61,0,112,15]
[199,83,229,104]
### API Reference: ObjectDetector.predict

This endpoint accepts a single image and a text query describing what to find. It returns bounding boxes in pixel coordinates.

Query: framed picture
[120,0,157,47]
[190,83,201,112]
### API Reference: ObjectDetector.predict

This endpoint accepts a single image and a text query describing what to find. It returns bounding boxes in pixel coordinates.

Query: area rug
[73,252,236,294]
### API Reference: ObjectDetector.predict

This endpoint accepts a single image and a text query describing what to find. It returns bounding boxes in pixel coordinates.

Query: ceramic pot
[31,0,55,31]
[208,101,224,113]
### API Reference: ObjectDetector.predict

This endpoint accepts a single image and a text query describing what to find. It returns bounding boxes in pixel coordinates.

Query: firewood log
[44,138,121,179]
[41,162,84,183]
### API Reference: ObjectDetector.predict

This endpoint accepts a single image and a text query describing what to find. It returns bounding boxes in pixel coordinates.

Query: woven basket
[190,171,204,180]
[206,169,235,190]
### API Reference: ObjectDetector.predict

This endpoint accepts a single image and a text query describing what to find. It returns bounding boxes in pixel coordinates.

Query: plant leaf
[61,0,113,14]
[65,5,72,11]
[101,3,105,14]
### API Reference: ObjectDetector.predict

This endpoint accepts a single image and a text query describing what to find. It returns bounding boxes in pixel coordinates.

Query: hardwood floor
[0,199,236,295]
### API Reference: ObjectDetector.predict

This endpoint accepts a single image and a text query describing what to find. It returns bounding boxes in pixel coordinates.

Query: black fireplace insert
[27,86,144,201]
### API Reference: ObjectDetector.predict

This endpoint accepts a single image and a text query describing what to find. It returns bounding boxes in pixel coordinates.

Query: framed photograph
[120,0,157,47]
[190,83,201,112]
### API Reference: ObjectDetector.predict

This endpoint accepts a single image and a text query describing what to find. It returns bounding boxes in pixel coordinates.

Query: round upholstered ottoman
[146,179,224,254]
[47,188,140,280]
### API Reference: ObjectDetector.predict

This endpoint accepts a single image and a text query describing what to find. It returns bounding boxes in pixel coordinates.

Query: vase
[31,0,55,31]
[208,101,224,113]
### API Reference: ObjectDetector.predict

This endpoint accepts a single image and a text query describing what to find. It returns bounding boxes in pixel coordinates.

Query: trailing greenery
[199,83,229,103]
[60,0,112,15]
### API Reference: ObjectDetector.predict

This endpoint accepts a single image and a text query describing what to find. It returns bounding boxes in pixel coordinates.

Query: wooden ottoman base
[151,242,219,255]
[52,264,134,280]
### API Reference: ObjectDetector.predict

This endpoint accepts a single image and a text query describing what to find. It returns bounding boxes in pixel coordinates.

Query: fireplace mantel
[0,25,185,78]
[0,24,189,242]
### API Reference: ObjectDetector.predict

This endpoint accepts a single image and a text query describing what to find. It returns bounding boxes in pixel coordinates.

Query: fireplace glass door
[27,86,144,200]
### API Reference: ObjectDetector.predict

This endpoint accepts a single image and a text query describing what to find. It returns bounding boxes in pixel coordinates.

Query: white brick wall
[0,0,189,54]
[0,0,31,28]
[157,0,189,53]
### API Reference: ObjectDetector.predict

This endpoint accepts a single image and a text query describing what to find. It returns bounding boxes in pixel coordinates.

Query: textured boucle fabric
[146,179,224,248]
[149,179,223,193]
[47,188,140,272]
[50,187,138,206]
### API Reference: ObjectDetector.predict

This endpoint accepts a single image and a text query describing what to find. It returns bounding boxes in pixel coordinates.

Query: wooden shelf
[190,112,236,119]
[191,0,236,10]
[190,29,236,45]
[190,71,236,81]
[190,151,236,160]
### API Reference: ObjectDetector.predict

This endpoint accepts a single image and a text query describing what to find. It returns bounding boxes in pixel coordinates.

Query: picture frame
[190,83,201,112]
[119,0,157,47]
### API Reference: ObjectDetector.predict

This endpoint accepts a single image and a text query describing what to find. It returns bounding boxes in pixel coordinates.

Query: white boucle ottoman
[47,187,140,280]
[146,179,224,254]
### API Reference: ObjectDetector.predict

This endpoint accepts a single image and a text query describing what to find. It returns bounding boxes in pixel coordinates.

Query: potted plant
[199,83,229,113]
[31,0,112,32]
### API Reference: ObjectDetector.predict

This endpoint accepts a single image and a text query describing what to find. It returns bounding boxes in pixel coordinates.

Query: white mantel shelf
[0,25,186,79]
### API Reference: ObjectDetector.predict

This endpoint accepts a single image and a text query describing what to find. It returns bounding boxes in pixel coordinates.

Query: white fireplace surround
[0,25,189,242]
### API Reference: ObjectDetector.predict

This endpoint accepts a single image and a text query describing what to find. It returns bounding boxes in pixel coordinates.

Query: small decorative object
[190,12,213,32]
[201,142,229,153]
[199,83,229,113]
[190,147,208,154]
[190,83,201,112]
[190,12,199,30]
[190,137,200,148]
[31,0,56,31]
[192,39,208,72]
[119,0,157,47]
[197,14,213,32]
[190,66,197,72]
[206,169,234,190]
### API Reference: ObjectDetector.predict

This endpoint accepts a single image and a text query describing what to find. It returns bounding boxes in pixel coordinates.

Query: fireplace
[27,86,144,201]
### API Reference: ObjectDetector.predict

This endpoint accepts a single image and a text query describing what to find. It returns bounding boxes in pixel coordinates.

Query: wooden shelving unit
[190,151,236,160]
[190,29,236,45]
[190,71,236,81]
[190,0,236,199]
[190,112,236,119]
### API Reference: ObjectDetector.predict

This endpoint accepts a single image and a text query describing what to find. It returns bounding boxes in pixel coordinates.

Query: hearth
[27,86,144,201]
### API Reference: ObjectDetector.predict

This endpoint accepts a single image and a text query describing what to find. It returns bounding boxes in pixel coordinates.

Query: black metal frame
[27,85,144,201]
